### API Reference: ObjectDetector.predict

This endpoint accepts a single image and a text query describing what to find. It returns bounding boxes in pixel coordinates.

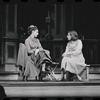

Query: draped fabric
[16,43,40,77]
[30,50,52,68]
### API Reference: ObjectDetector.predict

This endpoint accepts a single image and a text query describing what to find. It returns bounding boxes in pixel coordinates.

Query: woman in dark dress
[23,25,52,80]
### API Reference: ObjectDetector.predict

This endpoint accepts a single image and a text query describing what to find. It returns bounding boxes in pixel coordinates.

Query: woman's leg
[60,57,67,81]
[66,71,75,81]
[42,63,46,71]
[61,57,67,70]
[39,63,46,81]
[23,75,28,81]
[61,68,65,81]
[65,71,69,81]
[69,72,75,81]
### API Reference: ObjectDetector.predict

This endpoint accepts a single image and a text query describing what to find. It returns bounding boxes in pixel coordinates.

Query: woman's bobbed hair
[68,30,78,41]
[28,25,38,35]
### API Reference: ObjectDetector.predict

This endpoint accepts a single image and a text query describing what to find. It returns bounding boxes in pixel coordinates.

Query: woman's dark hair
[28,25,38,35]
[68,30,78,41]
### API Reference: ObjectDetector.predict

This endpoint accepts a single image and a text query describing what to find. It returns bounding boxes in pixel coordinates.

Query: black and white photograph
[0,0,100,100]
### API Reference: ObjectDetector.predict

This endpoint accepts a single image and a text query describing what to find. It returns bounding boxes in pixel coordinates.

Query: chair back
[16,43,28,68]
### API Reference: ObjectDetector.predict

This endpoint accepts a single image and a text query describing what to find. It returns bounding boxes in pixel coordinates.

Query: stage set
[0,0,100,99]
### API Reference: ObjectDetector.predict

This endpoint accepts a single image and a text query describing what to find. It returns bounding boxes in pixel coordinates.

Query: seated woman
[61,30,87,81]
[23,25,52,81]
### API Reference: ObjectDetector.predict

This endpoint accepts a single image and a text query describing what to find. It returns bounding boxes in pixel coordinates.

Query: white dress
[61,39,87,77]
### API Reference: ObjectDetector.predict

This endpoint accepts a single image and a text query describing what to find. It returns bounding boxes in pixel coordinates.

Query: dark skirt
[24,50,52,78]
[30,50,52,68]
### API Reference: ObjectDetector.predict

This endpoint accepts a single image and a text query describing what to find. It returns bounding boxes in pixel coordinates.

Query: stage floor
[1,80,100,87]
[1,80,100,97]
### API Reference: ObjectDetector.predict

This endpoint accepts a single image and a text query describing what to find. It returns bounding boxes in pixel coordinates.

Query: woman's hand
[66,52,72,57]
[62,52,71,57]
[62,53,66,57]
[35,49,39,56]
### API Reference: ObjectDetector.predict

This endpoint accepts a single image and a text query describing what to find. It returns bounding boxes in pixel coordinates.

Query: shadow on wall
[0,85,7,100]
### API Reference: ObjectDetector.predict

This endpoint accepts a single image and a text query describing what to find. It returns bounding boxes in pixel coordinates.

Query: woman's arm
[62,44,69,57]
[69,40,82,55]
[37,39,44,51]
[63,40,83,57]
[25,39,36,54]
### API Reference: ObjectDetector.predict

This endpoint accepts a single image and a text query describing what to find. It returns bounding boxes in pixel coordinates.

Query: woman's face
[31,29,39,38]
[67,33,71,40]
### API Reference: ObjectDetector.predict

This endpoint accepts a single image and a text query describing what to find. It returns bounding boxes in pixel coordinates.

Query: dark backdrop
[17,3,100,40]
[73,3,100,39]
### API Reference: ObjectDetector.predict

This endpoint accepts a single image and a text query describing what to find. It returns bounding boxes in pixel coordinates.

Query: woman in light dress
[61,31,87,81]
